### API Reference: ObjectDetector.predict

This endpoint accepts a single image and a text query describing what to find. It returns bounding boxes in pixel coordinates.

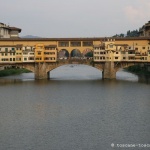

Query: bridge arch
[114,62,138,72]
[58,49,69,59]
[16,63,35,73]
[45,61,104,75]
[82,48,93,58]
[70,49,82,58]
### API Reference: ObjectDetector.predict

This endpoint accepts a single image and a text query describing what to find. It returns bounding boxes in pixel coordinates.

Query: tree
[127,30,130,37]
[120,33,125,37]
[113,29,140,37]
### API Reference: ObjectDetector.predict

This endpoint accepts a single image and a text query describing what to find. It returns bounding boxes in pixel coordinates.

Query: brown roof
[0,22,4,25]
[9,27,22,33]
[0,45,16,47]
[0,37,150,41]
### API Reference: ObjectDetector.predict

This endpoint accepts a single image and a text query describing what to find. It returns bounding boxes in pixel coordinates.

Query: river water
[0,65,150,150]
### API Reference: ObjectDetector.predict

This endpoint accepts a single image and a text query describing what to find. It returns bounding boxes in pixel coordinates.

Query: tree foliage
[112,33,125,37]
[113,29,140,37]
[126,30,139,37]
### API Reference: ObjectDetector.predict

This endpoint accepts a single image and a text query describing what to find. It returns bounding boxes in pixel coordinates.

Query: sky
[0,0,150,37]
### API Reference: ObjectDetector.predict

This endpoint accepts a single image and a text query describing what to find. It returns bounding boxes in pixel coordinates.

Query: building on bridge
[0,37,150,63]
[0,43,58,64]
[93,39,150,62]
[35,44,57,62]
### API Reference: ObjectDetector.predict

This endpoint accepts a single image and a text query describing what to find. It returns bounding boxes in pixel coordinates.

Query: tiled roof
[9,27,21,33]
[0,37,150,41]
[0,45,17,47]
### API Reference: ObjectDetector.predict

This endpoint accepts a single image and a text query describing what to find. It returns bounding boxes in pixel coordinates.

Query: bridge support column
[102,61,116,79]
[35,63,49,79]
[47,71,50,79]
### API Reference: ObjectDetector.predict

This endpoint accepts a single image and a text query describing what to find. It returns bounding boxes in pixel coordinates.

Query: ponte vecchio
[0,22,150,79]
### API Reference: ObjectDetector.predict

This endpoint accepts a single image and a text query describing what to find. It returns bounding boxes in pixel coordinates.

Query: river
[0,65,150,150]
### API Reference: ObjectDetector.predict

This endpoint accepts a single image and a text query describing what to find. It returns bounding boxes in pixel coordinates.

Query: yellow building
[35,44,45,62]
[16,44,23,63]
[44,45,57,62]
[0,37,150,63]
[34,44,57,63]
[93,38,150,62]
[0,45,16,63]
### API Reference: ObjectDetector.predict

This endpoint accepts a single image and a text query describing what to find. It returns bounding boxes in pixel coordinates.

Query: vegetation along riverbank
[125,65,150,76]
[0,68,31,77]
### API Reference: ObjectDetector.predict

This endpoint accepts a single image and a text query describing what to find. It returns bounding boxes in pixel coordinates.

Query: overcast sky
[0,0,150,37]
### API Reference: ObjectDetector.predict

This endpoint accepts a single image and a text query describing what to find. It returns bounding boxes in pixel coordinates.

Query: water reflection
[138,74,150,84]
[116,69,138,82]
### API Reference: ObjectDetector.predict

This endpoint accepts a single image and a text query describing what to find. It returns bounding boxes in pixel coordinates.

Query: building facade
[0,42,58,64]
[0,37,150,64]
[93,38,150,62]
[139,21,150,37]
[0,23,21,38]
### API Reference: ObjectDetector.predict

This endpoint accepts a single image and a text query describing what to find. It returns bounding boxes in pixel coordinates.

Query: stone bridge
[0,59,147,79]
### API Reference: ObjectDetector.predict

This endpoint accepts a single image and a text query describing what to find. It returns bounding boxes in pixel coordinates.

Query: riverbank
[125,65,150,76]
[0,68,31,77]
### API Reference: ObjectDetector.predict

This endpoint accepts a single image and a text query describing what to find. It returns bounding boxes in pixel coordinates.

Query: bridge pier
[35,63,49,79]
[47,71,50,79]
[102,61,116,79]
